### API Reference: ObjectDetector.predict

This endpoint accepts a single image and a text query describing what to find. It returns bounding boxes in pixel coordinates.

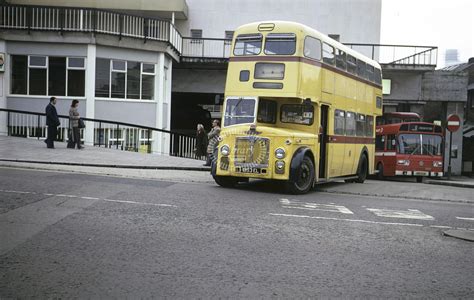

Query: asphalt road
[0,167,473,298]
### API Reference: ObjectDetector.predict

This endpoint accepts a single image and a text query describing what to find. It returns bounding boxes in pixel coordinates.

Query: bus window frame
[233,33,263,56]
[334,109,345,135]
[346,55,357,75]
[303,36,322,61]
[280,104,315,126]
[264,33,297,56]
[322,43,335,65]
[335,48,347,71]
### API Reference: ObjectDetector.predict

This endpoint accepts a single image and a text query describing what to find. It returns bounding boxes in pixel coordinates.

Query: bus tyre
[355,155,368,183]
[213,175,238,188]
[416,176,423,183]
[287,156,315,194]
[376,163,384,180]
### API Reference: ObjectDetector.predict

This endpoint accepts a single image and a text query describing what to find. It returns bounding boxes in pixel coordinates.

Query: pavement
[1,136,473,190]
[0,136,210,171]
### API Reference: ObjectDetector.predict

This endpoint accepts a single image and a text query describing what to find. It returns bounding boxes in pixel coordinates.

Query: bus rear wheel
[213,175,239,188]
[355,155,368,183]
[287,156,315,194]
[416,176,423,183]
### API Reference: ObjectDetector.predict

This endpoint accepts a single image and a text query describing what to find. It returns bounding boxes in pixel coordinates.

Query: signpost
[446,114,461,179]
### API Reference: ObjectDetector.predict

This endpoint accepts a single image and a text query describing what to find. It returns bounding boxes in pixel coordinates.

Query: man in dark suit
[45,96,60,148]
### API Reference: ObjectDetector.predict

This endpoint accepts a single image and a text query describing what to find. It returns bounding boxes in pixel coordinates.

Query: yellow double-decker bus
[211,21,383,194]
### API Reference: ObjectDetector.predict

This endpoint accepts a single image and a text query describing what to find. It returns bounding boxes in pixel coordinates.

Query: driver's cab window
[386,134,396,150]
[257,99,277,124]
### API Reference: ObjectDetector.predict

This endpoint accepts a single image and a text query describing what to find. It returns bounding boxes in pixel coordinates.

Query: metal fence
[336,43,437,66]
[0,4,182,53]
[0,109,202,160]
[181,37,232,59]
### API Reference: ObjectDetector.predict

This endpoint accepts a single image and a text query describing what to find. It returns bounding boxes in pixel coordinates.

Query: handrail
[0,3,182,53]
[0,108,202,160]
[0,108,191,136]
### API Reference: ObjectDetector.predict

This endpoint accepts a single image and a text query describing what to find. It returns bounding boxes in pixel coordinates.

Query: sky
[381,0,473,68]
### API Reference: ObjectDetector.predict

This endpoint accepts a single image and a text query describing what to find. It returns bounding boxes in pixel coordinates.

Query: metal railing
[0,108,203,160]
[181,37,232,60]
[342,43,437,66]
[0,3,182,53]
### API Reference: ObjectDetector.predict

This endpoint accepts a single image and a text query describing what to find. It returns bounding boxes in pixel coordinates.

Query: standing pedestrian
[195,123,208,160]
[204,119,221,166]
[69,99,83,150]
[45,96,60,149]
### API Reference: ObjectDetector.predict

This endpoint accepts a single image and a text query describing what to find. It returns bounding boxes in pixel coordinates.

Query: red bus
[375,122,444,182]
[376,112,421,125]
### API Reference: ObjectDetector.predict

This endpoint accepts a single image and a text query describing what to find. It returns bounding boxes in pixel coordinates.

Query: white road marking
[280,198,354,214]
[367,208,434,220]
[430,225,452,229]
[270,213,423,227]
[456,217,474,221]
[80,196,100,200]
[103,199,177,207]
[0,189,176,208]
[55,194,78,198]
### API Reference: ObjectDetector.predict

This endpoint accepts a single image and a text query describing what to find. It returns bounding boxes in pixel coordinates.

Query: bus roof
[383,112,421,119]
[234,20,382,70]
[376,122,443,135]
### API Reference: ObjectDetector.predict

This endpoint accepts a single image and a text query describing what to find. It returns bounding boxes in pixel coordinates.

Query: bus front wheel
[287,156,315,194]
[213,175,239,188]
[355,155,368,183]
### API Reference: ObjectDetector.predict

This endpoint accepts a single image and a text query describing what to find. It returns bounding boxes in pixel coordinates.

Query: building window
[11,55,27,94]
[225,30,234,45]
[191,29,202,43]
[67,57,86,97]
[10,55,85,96]
[95,58,155,100]
[29,56,47,95]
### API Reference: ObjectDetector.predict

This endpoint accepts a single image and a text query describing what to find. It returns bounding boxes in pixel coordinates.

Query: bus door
[319,105,329,179]
[342,111,356,175]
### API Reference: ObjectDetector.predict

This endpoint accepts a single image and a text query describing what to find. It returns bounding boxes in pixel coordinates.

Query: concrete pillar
[0,40,7,136]
[152,53,165,154]
[84,44,96,146]
[444,102,464,175]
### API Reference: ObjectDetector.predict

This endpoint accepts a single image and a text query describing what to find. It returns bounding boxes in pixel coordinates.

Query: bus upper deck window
[234,34,263,56]
[304,36,322,60]
[264,33,296,55]
[322,43,335,65]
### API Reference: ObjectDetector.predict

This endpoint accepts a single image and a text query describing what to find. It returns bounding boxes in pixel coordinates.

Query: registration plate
[236,166,263,174]
[414,171,429,176]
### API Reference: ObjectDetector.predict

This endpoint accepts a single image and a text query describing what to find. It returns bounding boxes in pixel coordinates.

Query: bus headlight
[275,160,285,174]
[433,161,443,167]
[275,148,286,159]
[397,159,410,166]
[220,145,230,156]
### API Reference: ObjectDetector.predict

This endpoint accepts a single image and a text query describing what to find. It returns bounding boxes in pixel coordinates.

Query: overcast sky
[381,0,473,67]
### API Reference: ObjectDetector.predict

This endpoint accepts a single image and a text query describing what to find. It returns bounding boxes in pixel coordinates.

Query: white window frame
[66,57,86,97]
[110,60,127,99]
[140,63,155,100]
[28,55,48,96]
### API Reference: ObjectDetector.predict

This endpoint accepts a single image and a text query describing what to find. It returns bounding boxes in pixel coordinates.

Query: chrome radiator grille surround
[234,137,270,168]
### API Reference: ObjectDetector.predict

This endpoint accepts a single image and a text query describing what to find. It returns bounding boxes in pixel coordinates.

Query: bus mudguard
[289,147,315,182]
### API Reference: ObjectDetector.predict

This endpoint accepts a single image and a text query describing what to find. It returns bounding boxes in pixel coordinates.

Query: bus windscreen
[398,134,442,156]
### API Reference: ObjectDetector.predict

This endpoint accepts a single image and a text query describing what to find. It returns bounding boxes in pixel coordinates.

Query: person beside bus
[204,119,221,166]
[195,123,208,160]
